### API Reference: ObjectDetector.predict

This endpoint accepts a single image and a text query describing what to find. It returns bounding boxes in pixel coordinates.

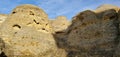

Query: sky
[0,0,120,20]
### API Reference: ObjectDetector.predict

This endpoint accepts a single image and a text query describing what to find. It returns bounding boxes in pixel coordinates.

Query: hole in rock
[13,24,21,30]
[30,11,34,15]
[12,11,16,14]
[110,15,116,19]
[46,23,48,25]
[42,28,45,30]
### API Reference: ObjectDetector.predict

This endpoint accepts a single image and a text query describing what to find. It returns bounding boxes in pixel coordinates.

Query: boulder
[66,9,119,57]
[0,4,63,57]
[50,16,71,33]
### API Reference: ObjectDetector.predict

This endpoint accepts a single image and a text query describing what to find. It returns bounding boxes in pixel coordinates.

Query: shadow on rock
[0,38,7,57]
[53,9,120,57]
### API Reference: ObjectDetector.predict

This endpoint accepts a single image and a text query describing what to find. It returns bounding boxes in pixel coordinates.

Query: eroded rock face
[66,9,118,57]
[0,14,7,26]
[115,44,120,57]
[115,10,120,57]
[50,16,71,33]
[0,4,59,57]
[0,14,7,54]
[51,16,71,50]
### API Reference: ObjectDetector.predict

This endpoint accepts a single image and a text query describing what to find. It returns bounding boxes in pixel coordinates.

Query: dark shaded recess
[12,11,16,14]
[53,9,120,57]
[0,52,7,57]
[42,28,45,30]
[0,38,7,57]
[33,19,39,24]
[13,24,21,29]
[30,11,34,15]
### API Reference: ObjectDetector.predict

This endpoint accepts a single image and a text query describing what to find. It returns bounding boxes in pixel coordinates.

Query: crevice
[0,52,7,57]
[33,19,39,24]
[56,31,64,34]
[26,22,32,26]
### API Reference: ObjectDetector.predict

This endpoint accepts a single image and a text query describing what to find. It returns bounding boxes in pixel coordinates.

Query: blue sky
[0,0,120,20]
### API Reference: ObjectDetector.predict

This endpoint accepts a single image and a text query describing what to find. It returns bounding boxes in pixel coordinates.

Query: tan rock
[0,14,7,54]
[94,4,120,13]
[0,4,120,57]
[50,16,71,50]
[66,9,118,57]
[50,16,71,33]
[0,14,7,26]
[0,4,65,57]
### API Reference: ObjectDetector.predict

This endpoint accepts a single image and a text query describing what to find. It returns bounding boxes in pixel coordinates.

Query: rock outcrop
[0,4,64,57]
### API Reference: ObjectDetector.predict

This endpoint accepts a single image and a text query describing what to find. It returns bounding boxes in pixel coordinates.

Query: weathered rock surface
[65,9,119,57]
[94,4,120,13]
[0,4,120,57]
[50,16,71,33]
[0,4,65,57]
[0,14,7,26]
[115,10,120,57]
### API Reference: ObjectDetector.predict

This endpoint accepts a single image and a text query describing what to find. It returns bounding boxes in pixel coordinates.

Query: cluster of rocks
[0,4,120,57]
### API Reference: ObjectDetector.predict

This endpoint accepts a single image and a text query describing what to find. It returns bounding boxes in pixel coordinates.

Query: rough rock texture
[115,10,120,57]
[0,4,65,57]
[0,14,7,26]
[115,43,120,57]
[94,4,120,13]
[0,4,120,57]
[50,16,71,33]
[65,9,119,57]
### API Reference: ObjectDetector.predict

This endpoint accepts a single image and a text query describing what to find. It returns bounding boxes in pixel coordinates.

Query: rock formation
[65,9,119,57]
[0,4,66,57]
[0,4,120,57]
